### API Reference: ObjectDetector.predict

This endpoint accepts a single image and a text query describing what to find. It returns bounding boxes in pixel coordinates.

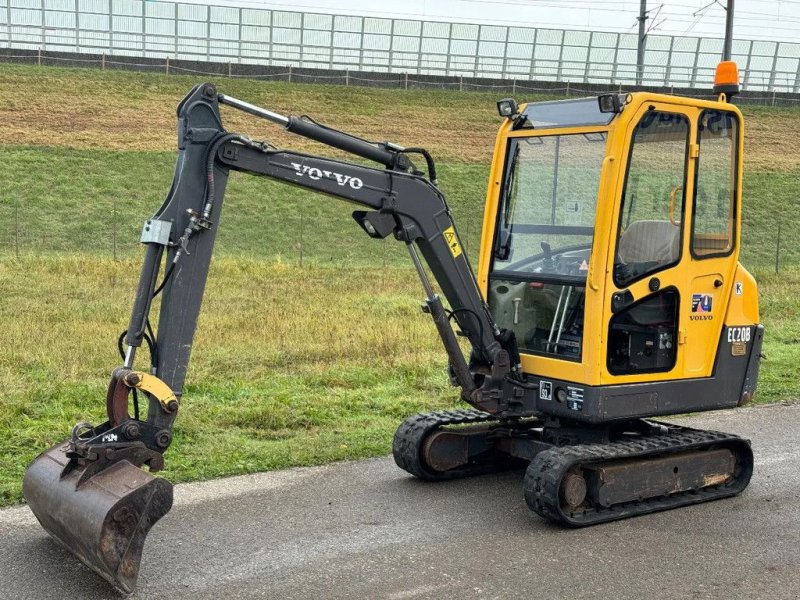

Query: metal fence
[2,0,800,92]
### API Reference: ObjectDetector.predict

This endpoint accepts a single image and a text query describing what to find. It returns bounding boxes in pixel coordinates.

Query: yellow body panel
[478,92,759,387]
[724,264,760,325]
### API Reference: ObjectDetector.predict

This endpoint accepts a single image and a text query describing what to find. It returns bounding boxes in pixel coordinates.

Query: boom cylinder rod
[408,242,436,300]
[408,243,476,399]
[217,93,401,168]
[217,93,289,126]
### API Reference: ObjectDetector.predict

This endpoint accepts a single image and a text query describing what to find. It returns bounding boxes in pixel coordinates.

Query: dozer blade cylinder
[23,441,173,593]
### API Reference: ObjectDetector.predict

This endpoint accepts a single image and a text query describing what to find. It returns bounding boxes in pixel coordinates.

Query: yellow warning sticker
[443,226,462,258]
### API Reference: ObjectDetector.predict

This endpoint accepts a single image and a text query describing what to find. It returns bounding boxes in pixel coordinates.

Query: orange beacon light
[714,61,740,98]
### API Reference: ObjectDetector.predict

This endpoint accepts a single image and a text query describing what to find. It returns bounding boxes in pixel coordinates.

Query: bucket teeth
[23,441,173,593]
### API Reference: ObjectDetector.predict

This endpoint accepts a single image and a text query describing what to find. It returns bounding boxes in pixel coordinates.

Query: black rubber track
[392,409,498,481]
[523,425,754,527]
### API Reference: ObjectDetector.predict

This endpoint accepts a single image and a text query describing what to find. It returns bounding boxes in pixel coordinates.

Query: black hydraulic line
[204,133,250,218]
[398,147,438,186]
[152,262,175,298]
[116,328,158,421]
[145,320,159,369]
[447,307,485,350]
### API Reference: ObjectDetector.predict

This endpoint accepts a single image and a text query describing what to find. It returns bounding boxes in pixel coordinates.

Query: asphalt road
[1,403,798,600]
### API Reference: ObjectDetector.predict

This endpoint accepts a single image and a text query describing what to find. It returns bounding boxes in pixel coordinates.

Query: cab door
[683,108,742,376]
[601,102,698,384]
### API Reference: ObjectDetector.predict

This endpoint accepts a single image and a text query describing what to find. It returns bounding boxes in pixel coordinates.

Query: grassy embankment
[1,63,800,504]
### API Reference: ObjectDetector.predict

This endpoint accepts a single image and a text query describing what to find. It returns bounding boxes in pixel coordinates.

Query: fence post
[583,31,593,83]
[404,72,408,89]
[664,35,675,86]
[556,29,565,80]
[690,38,700,87]
[345,69,349,86]
[289,64,293,83]
[174,2,178,60]
[445,22,453,75]
[768,42,780,91]
[228,61,232,77]
[165,57,169,74]
[237,7,243,65]
[459,75,463,91]
[565,81,570,97]
[772,90,777,107]
[501,25,510,79]
[512,79,516,95]
[14,200,19,259]
[101,53,106,70]
[205,5,210,61]
[794,56,800,94]
[37,47,41,66]
[112,196,117,261]
[6,0,12,47]
[75,0,80,53]
[610,32,620,83]
[299,210,304,267]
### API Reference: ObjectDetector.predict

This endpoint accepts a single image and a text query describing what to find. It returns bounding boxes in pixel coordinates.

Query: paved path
[1,403,798,600]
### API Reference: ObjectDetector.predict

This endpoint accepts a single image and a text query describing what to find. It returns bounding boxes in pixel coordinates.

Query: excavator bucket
[23,440,173,593]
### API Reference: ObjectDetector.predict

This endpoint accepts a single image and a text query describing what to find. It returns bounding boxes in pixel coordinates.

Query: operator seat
[615,220,681,326]
[617,220,680,266]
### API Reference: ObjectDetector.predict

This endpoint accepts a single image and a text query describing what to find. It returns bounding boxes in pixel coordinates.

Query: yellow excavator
[23,61,761,592]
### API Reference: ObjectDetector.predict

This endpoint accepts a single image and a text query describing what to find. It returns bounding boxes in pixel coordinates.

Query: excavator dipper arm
[22,82,519,592]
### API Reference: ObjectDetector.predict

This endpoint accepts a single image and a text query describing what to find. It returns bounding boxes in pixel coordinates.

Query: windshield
[493,132,607,280]
[488,131,607,362]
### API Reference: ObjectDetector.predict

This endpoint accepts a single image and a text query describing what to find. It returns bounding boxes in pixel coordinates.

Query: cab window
[614,111,690,287]
[488,132,606,361]
[692,110,738,258]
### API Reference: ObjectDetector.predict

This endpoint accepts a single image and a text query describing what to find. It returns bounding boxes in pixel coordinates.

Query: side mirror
[598,94,623,114]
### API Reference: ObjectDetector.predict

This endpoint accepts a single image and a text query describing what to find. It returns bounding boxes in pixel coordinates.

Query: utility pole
[722,0,734,61]
[636,0,647,86]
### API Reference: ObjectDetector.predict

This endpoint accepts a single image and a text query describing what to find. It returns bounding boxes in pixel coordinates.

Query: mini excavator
[24,61,762,592]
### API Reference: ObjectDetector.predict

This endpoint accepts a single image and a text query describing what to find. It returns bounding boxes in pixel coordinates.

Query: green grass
[2,62,800,506]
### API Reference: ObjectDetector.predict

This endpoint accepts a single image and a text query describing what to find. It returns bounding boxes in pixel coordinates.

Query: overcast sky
[185,0,800,44]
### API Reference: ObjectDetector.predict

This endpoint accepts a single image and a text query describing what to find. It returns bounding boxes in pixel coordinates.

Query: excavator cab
[23,64,760,593]
[479,77,762,421]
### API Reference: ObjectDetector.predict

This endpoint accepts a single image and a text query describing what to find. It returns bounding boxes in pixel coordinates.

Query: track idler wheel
[23,440,173,593]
